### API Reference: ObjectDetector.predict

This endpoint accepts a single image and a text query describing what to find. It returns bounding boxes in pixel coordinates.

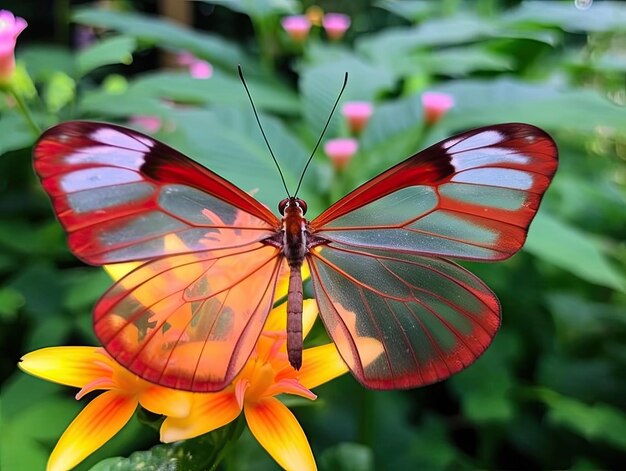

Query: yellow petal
[274,261,311,301]
[104,262,140,282]
[160,390,241,442]
[245,397,316,471]
[19,347,111,389]
[264,299,318,337]
[47,391,136,471]
[299,344,349,390]
[139,385,193,418]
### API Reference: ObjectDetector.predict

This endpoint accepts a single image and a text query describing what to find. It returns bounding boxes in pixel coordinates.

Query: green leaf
[76,35,137,76]
[164,106,315,210]
[450,330,520,423]
[73,8,259,73]
[525,212,626,292]
[63,268,111,312]
[504,1,626,33]
[437,78,626,133]
[201,0,298,18]
[19,44,75,81]
[0,287,25,320]
[374,0,436,21]
[0,113,34,154]
[44,71,76,113]
[535,389,626,450]
[319,443,374,471]
[300,54,394,134]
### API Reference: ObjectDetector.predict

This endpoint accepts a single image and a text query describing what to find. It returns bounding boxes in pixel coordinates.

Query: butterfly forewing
[34,121,280,264]
[312,123,558,261]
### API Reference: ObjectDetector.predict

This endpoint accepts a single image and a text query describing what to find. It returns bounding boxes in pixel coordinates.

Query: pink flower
[176,52,213,79]
[129,116,162,133]
[0,10,27,83]
[341,101,374,134]
[281,15,311,43]
[421,92,455,125]
[322,13,350,41]
[324,138,358,170]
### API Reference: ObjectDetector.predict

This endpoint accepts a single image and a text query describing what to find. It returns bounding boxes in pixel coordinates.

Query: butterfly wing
[34,121,284,391]
[96,243,282,391]
[311,123,558,261]
[307,244,499,389]
[308,123,558,389]
[34,121,280,264]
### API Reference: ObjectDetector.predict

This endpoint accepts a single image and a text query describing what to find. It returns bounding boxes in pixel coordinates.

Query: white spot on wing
[448,130,504,152]
[61,167,141,192]
[442,137,462,149]
[90,128,150,151]
[452,168,534,190]
[450,148,530,170]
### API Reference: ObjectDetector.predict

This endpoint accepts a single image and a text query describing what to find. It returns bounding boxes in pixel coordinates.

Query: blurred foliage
[1,0,626,470]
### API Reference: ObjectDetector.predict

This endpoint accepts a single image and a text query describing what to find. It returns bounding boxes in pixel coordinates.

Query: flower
[0,10,27,84]
[421,91,455,125]
[177,51,213,79]
[129,115,162,133]
[341,101,374,134]
[161,299,351,471]
[324,137,358,170]
[322,13,350,41]
[19,346,193,471]
[281,15,311,42]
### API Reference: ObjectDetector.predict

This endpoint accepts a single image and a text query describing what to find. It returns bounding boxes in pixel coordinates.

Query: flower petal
[264,299,318,336]
[160,390,241,442]
[245,397,316,471]
[104,262,140,282]
[19,347,110,388]
[139,385,193,418]
[299,344,349,390]
[47,391,136,471]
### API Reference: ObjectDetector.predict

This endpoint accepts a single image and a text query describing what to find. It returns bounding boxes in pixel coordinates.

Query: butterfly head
[278,197,308,216]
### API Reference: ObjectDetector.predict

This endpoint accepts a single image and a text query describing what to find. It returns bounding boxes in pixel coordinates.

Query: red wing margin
[308,243,500,390]
[311,124,558,261]
[34,121,280,264]
[94,243,282,392]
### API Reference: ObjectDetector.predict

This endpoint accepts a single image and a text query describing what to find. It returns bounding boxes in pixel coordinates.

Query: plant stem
[9,87,41,136]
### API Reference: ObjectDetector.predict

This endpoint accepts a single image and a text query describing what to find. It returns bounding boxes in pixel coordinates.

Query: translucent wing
[34,121,285,391]
[33,121,280,264]
[307,243,499,389]
[311,123,558,261]
[95,242,282,391]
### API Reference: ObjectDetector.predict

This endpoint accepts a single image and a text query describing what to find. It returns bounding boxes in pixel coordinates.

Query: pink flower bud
[281,15,311,42]
[322,13,350,41]
[342,101,374,134]
[421,92,455,125]
[129,116,162,133]
[324,138,358,170]
[0,10,27,83]
[176,52,213,79]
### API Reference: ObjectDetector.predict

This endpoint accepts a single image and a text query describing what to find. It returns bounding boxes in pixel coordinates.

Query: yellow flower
[161,299,351,471]
[18,346,193,471]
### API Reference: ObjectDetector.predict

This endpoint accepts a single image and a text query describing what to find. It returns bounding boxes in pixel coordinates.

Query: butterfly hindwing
[308,243,500,389]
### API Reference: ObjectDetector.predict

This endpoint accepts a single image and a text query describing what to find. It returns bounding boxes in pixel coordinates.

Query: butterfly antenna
[294,72,348,196]
[238,65,291,198]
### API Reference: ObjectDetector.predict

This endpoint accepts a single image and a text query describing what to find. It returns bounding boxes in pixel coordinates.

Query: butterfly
[33,120,558,391]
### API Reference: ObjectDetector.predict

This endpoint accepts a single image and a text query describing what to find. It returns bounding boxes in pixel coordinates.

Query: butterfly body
[34,121,558,392]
